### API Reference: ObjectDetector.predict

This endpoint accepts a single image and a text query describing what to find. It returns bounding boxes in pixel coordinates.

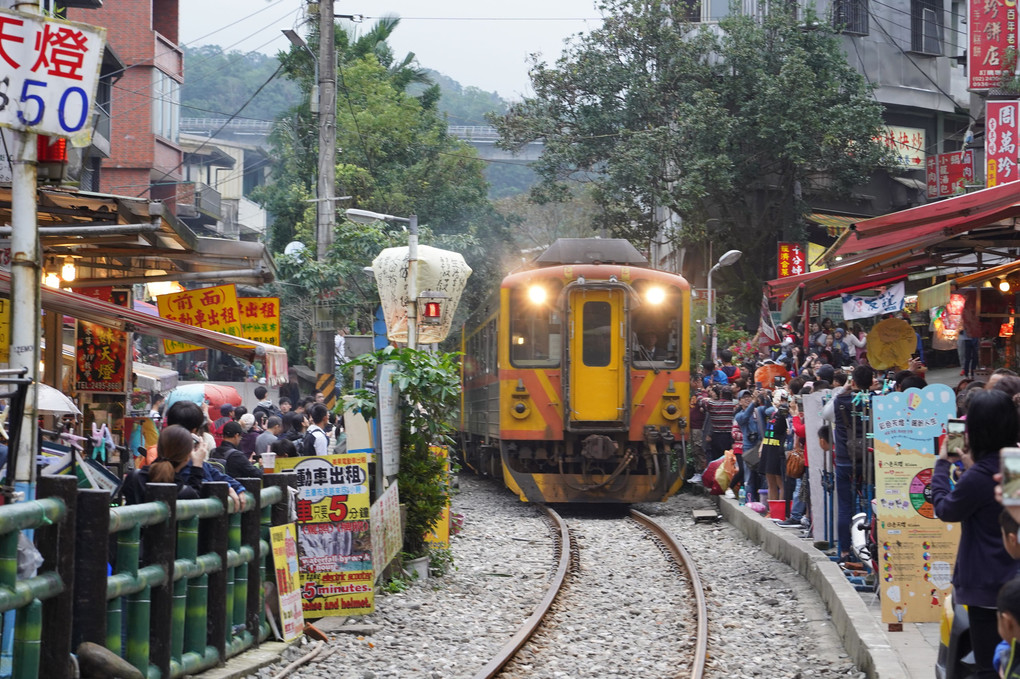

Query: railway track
[472,506,708,679]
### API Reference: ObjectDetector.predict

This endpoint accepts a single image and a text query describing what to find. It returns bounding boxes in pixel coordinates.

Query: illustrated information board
[872,385,959,624]
[269,523,305,641]
[275,453,374,616]
[369,481,402,583]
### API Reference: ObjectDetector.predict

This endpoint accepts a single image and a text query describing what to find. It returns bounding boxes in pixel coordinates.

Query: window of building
[833,0,869,35]
[683,0,732,22]
[152,70,180,142]
[911,0,943,55]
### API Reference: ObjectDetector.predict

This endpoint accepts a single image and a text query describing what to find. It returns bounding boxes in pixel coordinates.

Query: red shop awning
[0,272,288,386]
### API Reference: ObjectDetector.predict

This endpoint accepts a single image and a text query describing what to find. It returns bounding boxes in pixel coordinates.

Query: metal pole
[406,215,419,351]
[315,0,338,378]
[707,265,716,363]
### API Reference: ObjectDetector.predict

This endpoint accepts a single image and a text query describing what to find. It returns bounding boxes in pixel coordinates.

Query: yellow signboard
[238,297,281,346]
[155,284,243,354]
[275,453,374,617]
[0,298,9,362]
[269,523,305,641]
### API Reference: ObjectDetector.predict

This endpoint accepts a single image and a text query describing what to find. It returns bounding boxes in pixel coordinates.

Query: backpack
[301,429,326,456]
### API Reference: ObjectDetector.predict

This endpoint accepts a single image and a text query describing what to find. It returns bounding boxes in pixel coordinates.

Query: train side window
[509,283,562,368]
[582,301,612,367]
[632,282,681,368]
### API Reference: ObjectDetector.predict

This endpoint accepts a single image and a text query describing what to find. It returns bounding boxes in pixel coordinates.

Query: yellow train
[459,238,692,503]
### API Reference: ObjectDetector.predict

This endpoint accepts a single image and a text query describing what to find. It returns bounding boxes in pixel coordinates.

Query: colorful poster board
[155,284,243,354]
[238,297,281,346]
[269,523,305,641]
[872,385,959,624]
[275,453,374,616]
[72,287,130,393]
[369,481,402,583]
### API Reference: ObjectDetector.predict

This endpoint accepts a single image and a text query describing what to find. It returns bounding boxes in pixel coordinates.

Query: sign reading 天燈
[872,385,959,624]
[155,284,243,355]
[72,287,130,393]
[275,453,374,616]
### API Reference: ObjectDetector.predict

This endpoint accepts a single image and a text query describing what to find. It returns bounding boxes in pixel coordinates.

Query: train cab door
[567,288,626,427]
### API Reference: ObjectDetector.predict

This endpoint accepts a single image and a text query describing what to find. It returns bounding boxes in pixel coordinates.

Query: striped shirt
[704,399,736,435]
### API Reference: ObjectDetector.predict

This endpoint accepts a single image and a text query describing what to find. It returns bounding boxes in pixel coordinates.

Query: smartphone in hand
[1002,447,1020,506]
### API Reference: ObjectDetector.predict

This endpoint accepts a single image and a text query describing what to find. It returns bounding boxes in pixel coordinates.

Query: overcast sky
[177,0,604,100]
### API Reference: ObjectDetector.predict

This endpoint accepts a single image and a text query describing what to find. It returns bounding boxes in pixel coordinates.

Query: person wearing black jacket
[122,425,202,505]
[209,421,263,479]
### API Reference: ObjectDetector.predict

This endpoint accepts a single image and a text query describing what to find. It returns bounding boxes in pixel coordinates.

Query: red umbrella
[165,383,242,411]
[754,364,790,388]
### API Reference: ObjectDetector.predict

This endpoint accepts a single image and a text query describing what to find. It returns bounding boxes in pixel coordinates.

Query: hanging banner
[925,150,974,199]
[73,287,130,393]
[155,284,243,355]
[275,453,374,617]
[987,101,1020,188]
[377,361,401,477]
[269,523,305,642]
[970,0,1017,91]
[777,242,806,278]
[873,385,959,624]
[841,280,906,320]
[238,297,281,346]
[875,126,926,169]
[0,297,9,363]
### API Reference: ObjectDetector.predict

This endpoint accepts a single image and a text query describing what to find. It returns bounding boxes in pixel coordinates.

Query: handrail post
[199,482,229,664]
[144,483,177,679]
[239,478,261,646]
[72,489,110,650]
[36,476,75,679]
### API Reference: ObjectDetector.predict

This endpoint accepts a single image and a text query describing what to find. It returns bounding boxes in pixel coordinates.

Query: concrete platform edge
[195,639,296,679]
[714,496,909,679]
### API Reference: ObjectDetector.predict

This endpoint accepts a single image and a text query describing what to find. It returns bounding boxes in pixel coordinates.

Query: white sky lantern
[372,244,472,345]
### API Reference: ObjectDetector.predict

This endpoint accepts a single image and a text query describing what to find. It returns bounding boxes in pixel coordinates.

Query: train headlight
[645,286,666,305]
[527,285,547,304]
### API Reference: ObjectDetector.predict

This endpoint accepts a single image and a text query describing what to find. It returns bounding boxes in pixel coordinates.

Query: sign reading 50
[0,11,105,147]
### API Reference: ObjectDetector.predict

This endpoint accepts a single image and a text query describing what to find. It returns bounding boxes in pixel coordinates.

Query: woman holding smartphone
[931,389,1020,678]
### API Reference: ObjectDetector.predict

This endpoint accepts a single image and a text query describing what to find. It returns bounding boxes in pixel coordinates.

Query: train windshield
[509,282,563,367]
[632,281,681,368]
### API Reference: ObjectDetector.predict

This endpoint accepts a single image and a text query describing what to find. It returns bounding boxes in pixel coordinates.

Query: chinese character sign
[155,284,243,355]
[925,151,974,199]
[776,242,806,278]
[275,453,374,617]
[238,296,280,346]
[269,524,305,642]
[841,280,906,320]
[988,101,1020,187]
[872,385,959,624]
[73,287,129,393]
[874,126,926,168]
[0,10,105,146]
[970,0,1018,90]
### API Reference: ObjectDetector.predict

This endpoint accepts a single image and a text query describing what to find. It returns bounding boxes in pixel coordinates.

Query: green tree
[181,45,299,120]
[492,0,892,305]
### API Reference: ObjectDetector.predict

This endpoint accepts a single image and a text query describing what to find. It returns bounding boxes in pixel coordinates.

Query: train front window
[632,282,681,368]
[509,283,562,367]
[582,301,612,367]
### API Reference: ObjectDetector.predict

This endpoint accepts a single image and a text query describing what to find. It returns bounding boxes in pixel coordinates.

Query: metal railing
[0,473,294,679]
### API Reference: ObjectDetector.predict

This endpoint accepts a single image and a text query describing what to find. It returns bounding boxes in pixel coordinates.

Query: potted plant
[346,346,460,566]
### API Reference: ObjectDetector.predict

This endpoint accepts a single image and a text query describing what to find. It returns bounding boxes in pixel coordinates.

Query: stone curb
[713,495,908,679]
[196,640,297,679]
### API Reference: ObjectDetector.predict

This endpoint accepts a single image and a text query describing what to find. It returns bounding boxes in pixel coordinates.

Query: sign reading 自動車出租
[0,10,106,147]
[155,284,243,355]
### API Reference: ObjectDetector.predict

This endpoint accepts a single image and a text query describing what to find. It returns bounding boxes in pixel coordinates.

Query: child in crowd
[996,578,1020,677]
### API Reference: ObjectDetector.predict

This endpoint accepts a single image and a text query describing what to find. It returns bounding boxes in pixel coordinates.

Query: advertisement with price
[0,10,105,147]
[275,453,373,616]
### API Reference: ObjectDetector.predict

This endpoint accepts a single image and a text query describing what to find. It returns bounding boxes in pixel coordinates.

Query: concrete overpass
[448,126,543,163]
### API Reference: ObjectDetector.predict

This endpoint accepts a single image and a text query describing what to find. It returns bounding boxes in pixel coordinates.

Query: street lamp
[707,249,742,362]
[345,209,420,350]
[282,29,319,113]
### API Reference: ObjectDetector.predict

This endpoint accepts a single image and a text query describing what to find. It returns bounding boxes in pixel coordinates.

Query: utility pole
[315,0,338,378]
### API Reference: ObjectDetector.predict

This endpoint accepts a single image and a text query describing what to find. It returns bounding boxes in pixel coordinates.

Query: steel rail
[629,509,708,679]
[471,505,571,679]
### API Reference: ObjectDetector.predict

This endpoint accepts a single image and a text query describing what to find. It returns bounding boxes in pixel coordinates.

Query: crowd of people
[123,383,344,508]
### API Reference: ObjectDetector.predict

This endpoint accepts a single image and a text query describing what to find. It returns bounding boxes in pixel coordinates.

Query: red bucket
[769,500,786,521]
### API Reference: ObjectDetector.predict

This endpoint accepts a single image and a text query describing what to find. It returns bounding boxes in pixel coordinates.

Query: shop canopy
[0,272,288,386]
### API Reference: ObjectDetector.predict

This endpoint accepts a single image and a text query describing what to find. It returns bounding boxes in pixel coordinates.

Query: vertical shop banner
[986,101,1020,188]
[925,151,974,199]
[73,287,129,392]
[0,298,9,362]
[275,453,374,616]
[776,242,805,278]
[155,284,243,354]
[970,0,1017,91]
[369,481,402,583]
[238,297,281,346]
[376,361,401,477]
[872,385,959,624]
[424,446,451,549]
[269,523,305,642]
